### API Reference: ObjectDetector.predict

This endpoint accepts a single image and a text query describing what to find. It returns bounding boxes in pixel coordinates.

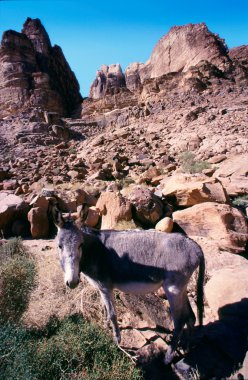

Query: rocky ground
[1,18,248,379]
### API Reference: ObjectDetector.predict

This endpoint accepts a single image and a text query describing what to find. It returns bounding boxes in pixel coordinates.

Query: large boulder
[96,192,132,229]
[28,195,49,238]
[0,192,29,235]
[173,202,248,253]
[205,264,248,319]
[27,207,49,238]
[128,186,164,227]
[214,154,248,196]
[162,174,228,206]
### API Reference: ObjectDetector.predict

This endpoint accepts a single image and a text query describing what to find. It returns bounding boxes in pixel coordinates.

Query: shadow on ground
[136,298,248,380]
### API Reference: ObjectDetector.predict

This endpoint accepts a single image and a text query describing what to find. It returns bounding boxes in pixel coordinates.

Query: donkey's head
[53,208,84,289]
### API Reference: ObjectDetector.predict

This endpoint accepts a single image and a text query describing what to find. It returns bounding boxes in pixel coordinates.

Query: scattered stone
[155,217,173,233]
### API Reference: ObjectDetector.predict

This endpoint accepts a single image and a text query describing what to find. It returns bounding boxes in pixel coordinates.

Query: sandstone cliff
[89,64,126,99]
[0,18,81,117]
[139,22,231,81]
[88,22,233,99]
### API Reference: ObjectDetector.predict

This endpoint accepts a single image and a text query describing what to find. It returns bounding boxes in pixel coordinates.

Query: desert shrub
[0,238,37,323]
[231,194,248,207]
[180,151,210,174]
[0,315,142,380]
[114,219,141,230]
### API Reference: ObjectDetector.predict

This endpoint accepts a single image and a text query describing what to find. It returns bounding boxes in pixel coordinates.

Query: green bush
[232,194,248,207]
[0,315,142,380]
[0,238,37,323]
[180,151,210,174]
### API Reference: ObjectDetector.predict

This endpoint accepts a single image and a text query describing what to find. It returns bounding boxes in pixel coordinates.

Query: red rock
[0,17,81,118]
[28,207,49,238]
[173,202,248,253]
[84,206,100,228]
[0,192,29,234]
[162,173,228,206]
[96,192,132,229]
[139,23,230,82]
[205,264,248,319]
[128,186,164,227]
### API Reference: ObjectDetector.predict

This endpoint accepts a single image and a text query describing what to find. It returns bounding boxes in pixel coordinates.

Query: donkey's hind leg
[183,296,196,354]
[163,283,190,365]
[100,288,121,344]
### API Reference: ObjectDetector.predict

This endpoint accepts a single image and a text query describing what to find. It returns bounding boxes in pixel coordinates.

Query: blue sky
[1,0,248,96]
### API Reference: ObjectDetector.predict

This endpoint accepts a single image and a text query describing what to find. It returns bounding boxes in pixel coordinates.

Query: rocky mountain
[0,18,81,118]
[89,22,236,99]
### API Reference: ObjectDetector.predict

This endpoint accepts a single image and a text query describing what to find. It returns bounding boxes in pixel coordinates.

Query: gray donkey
[53,209,205,365]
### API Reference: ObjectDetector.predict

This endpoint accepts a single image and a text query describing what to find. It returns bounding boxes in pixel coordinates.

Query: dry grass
[22,240,103,328]
[114,219,141,231]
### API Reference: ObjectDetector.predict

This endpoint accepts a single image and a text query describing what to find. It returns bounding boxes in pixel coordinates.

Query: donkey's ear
[52,206,65,229]
[79,203,89,225]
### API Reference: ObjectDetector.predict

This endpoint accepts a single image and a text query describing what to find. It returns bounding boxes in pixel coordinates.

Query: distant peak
[22,17,51,54]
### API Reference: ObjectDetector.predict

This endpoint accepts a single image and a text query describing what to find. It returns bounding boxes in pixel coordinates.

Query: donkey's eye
[58,244,63,250]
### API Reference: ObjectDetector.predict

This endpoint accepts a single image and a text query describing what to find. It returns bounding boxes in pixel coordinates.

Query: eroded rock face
[139,23,231,81]
[214,154,248,196]
[125,62,144,92]
[89,64,126,99]
[0,18,81,117]
[229,45,248,68]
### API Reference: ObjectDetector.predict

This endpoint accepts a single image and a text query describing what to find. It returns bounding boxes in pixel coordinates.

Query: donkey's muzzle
[66,279,80,289]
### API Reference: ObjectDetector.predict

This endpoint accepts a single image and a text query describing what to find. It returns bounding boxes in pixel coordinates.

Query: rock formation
[139,23,231,81]
[89,64,126,99]
[229,45,248,68]
[124,62,144,92]
[88,22,232,98]
[0,18,81,117]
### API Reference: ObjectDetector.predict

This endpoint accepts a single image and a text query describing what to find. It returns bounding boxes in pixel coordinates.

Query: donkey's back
[96,229,202,273]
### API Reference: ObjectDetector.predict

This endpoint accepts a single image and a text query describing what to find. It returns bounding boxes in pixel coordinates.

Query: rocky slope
[0,18,81,118]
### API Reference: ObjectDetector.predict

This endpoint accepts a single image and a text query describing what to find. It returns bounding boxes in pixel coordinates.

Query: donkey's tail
[196,252,205,326]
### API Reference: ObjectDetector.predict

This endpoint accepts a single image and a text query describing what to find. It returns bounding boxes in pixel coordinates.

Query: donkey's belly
[115,281,163,295]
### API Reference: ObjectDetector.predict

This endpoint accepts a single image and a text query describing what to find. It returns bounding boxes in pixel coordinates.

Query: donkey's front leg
[100,289,121,344]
